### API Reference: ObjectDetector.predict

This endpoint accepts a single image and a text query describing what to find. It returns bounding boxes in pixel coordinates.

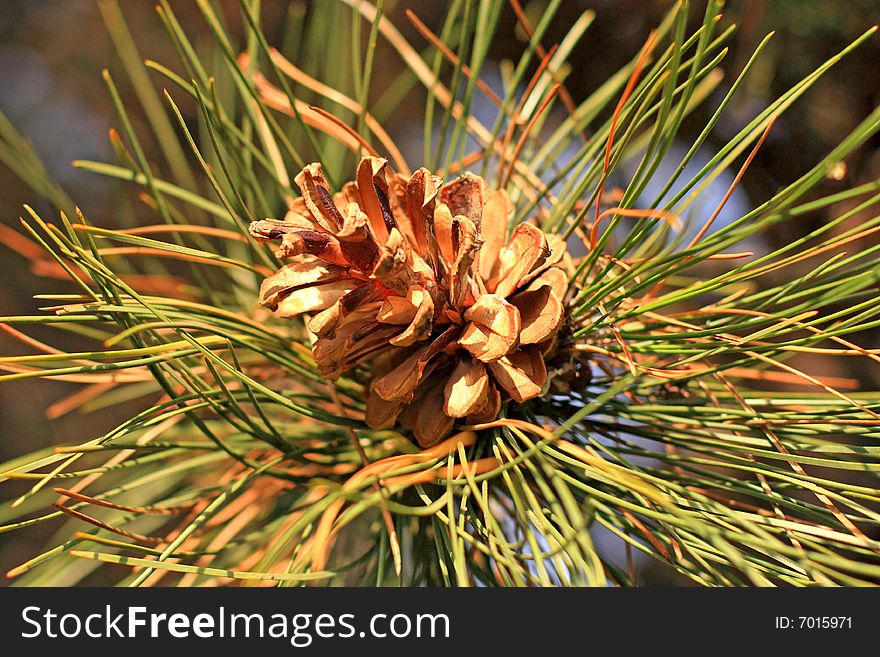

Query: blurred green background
[1,0,878,583]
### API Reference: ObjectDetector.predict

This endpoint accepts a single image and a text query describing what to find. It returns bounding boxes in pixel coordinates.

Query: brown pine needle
[498,44,559,187]
[744,349,880,422]
[46,382,115,419]
[442,147,488,175]
[591,31,658,249]
[0,323,79,358]
[325,382,401,577]
[590,206,683,248]
[715,371,873,546]
[405,9,504,109]
[305,431,479,574]
[705,374,812,568]
[507,0,579,118]
[686,115,778,250]
[177,502,263,587]
[341,0,549,195]
[53,503,166,546]
[0,223,46,261]
[383,457,500,488]
[308,106,383,159]
[622,510,672,561]
[700,307,880,367]
[245,49,410,174]
[54,487,195,515]
[502,84,560,188]
[724,367,859,390]
[623,250,753,264]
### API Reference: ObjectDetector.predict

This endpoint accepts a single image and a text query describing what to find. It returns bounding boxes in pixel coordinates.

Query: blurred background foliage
[0,0,878,584]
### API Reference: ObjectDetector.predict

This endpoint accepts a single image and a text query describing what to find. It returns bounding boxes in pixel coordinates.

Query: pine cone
[250,157,568,447]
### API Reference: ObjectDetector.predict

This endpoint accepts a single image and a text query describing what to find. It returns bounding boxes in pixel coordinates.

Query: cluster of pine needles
[1,0,880,586]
